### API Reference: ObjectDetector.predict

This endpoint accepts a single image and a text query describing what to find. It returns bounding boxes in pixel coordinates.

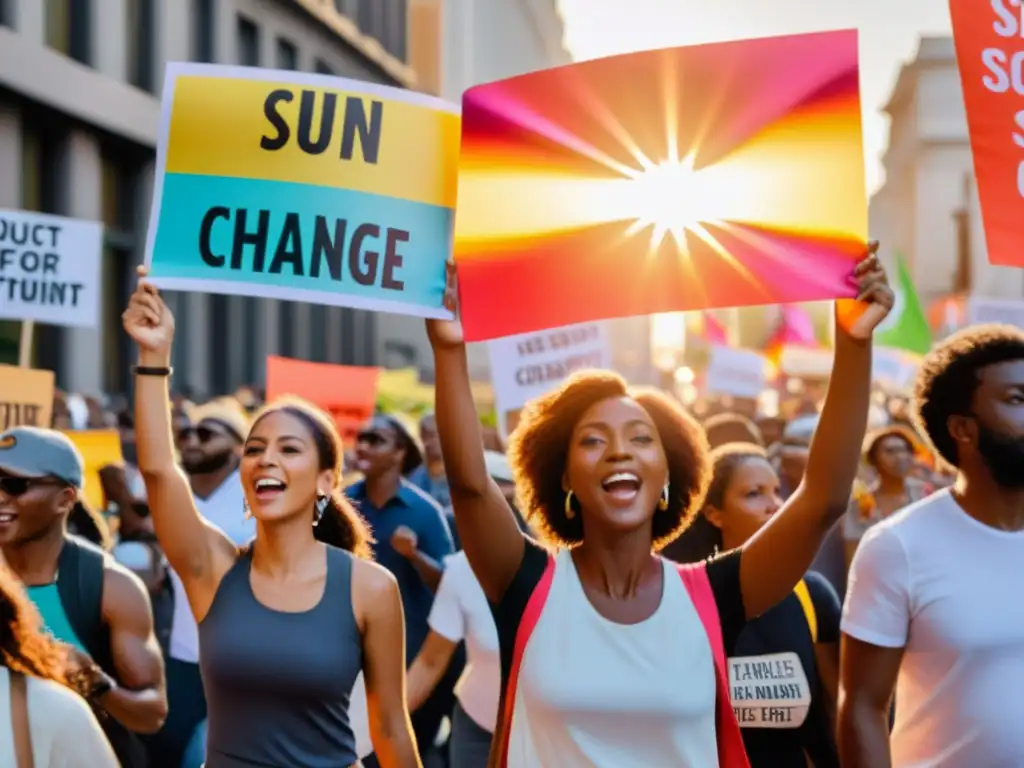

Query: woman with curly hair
[123,270,420,768]
[426,245,893,767]
[0,560,117,766]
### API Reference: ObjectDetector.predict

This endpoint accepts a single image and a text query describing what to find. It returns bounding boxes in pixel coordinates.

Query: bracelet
[133,365,173,377]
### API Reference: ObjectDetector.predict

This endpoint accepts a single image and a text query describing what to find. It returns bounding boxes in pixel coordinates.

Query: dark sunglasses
[0,475,64,498]
[356,431,388,447]
[177,426,222,444]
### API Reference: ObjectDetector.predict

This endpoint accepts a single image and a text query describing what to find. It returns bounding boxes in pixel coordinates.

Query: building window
[314,58,335,75]
[100,152,140,395]
[278,302,295,357]
[192,0,215,62]
[209,297,230,393]
[276,37,298,70]
[237,16,260,67]
[46,0,90,64]
[310,306,327,362]
[9,111,63,370]
[384,0,408,61]
[126,0,155,92]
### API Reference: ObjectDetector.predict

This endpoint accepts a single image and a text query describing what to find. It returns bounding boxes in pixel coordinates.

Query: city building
[868,35,1024,307]
[0,0,412,397]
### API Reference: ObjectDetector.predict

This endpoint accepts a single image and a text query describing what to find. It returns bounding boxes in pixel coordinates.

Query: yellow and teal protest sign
[144,63,459,319]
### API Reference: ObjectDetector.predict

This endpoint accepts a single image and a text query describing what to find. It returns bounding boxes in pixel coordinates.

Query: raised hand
[425,261,465,349]
[122,266,175,358]
[841,241,895,341]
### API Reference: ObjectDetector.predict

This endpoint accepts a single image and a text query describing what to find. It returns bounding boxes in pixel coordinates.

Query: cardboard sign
[0,209,103,328]
[265,356,380,444]
[706,345,769,399]
[0,365,54,429]
[488,322,610,433]
[950,0,1024,266]
[146,63,459,319]
[454,29,866,340]
[63,430,123,512]
[778,346,833,379]
[730,652,812,729]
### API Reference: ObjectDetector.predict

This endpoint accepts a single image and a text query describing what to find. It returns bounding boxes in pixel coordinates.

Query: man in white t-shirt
[839,324,1024,768]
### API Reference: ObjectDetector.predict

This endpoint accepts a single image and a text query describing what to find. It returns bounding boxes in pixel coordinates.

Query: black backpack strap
[56,535,107,662]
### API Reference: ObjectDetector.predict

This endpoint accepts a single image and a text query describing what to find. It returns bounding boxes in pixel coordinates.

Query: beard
[976,422,1024,489]
[182,450,235,476]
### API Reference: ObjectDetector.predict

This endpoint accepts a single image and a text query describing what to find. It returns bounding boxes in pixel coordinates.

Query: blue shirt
[347,479,454,660]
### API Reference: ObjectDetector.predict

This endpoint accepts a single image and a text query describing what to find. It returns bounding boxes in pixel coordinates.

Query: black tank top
[199,545,362,767]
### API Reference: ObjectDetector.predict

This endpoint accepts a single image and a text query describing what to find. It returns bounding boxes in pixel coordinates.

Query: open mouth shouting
[254,477,287,502]
[601,471,642,504]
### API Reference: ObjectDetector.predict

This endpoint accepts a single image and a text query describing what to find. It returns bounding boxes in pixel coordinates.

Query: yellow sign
[0,365,54,430]
[63,430,123,512]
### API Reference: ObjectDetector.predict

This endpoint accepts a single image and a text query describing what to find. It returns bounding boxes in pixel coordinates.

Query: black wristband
[133,365,173,377]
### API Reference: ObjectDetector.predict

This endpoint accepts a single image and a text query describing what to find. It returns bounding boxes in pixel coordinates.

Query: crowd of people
[1,246,1022,768]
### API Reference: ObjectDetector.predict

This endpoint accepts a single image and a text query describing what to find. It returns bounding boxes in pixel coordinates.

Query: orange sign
[0,365,54,430]
[63,430,123,512]
[265,356,380,444]
[950,0,1024,267]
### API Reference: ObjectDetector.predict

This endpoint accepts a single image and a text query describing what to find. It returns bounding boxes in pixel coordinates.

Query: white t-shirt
[842,489,1024,767]
[428,551,501,732]
[0,669,118,767]
[169,471,256,662]
[508,549,719,767]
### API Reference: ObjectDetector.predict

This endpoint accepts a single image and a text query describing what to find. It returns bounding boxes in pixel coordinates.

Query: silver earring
[243,499,252,519]
[315,495,329,523]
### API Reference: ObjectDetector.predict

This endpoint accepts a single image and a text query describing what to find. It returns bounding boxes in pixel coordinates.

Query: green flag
[875,254,932,354]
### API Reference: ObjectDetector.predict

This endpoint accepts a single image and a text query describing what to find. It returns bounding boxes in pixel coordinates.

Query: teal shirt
[25,583,88,653]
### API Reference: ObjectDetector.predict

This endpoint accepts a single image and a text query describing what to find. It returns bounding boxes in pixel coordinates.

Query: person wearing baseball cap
[0,426,167,766]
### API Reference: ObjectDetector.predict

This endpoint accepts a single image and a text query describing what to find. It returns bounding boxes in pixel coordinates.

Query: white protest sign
[488,322,610,429]
[967,297,1024,328]
[0,209,103,328]
[706,345,768,399]
[729,652,812,729]
[779,346,833,378]
[873,347,919,392]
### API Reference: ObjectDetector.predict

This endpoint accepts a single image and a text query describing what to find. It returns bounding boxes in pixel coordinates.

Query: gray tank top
[198,544,361,767]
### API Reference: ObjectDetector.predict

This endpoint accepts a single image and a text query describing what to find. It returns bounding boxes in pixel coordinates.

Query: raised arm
[424,267,524,603]
[739,244,893,618]
[122,270,235,604]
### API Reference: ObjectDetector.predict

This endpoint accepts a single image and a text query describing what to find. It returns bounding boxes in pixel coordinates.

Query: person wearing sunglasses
[348,415,456,767]
[0,426,167,767]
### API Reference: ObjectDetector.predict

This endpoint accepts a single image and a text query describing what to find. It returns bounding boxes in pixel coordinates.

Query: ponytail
[314,490,374,560]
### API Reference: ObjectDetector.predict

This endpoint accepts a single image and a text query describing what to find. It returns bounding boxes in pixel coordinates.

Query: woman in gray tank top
[124,273,421,767]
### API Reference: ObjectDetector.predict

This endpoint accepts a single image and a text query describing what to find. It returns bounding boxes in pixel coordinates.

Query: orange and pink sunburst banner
[453,29,868,342]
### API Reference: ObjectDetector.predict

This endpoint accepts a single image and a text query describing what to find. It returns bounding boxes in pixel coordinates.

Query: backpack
[492,558,751,768]
[56,536,148,768]
[792,579,818,643]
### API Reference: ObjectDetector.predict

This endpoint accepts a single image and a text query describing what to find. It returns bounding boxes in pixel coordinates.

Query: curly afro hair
[912,323,1024,468]
[507,370,711,550]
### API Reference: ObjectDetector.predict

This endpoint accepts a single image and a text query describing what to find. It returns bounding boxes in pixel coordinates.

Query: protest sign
[872,347,919,392]
[454,29,867,341]
[0,209,103,328]
[146,63,459,319]
[705,346,769,399]
[265,356,380,444]
[63,430,123,512]
[967,296,1024,327]
[730,652,812,729]
[0,365,54,429]
[488,322,610,434]
[779,346,833,379]
[950,0,1024,267]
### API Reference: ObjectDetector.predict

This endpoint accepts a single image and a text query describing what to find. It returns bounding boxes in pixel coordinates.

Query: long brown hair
[0,561,67,683]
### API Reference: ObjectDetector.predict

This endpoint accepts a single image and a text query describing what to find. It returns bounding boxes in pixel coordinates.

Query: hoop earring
[314,495,329,524]
[564,490,576,519]
[658,484,670,511]
[243,499,252,520]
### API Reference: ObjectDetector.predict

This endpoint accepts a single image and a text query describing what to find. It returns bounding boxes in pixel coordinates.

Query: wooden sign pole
[17,321,34,368]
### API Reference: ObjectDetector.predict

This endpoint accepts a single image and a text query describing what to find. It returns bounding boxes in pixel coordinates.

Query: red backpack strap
[677,563,751,768]
[494,555,556,768]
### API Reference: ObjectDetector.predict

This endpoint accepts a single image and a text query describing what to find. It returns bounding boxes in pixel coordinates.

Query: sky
[556,0,953,194]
